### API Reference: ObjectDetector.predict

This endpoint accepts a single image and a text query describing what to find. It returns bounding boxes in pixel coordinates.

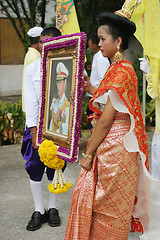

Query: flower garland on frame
[36,32,86,163]
[38,139,72,194]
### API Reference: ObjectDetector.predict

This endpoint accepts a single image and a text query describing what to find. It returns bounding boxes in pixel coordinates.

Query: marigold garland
[38,139,65,169]
[48,169,72,194]
[38,139,72,194]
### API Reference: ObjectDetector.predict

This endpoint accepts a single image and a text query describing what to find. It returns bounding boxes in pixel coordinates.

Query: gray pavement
[0,134,153,240]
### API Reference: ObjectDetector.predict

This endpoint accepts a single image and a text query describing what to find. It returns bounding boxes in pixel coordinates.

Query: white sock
[48,181,57,210]
[30,179,44,214]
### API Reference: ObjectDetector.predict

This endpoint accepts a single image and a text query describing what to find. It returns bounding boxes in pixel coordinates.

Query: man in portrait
[49,62,70,135]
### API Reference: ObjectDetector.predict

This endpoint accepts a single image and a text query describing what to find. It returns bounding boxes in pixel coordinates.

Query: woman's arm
[80,96,116,170]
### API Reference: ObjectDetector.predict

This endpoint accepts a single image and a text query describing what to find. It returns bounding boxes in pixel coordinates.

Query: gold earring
[114,46,122,63]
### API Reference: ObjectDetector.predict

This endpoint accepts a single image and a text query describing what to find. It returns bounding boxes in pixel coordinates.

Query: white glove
[139,57,151,74]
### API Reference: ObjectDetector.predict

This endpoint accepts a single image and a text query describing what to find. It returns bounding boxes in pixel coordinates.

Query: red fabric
[89,60,149,171]
[130,216,144,233]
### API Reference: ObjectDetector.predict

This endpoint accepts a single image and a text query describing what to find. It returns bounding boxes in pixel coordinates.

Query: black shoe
[48,208,61,227]
[26,211,48,231]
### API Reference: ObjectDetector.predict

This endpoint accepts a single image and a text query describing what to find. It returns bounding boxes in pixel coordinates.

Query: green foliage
[131,51,155,128]
[81,94,90,130]
[85,48,92,77]
[81,48,92,130]
[0,101,9,134]
[6,98,25,133]
[0,98,25,145]
[74,0,124,35]
[145,99,155,129]
[49,16,56,27]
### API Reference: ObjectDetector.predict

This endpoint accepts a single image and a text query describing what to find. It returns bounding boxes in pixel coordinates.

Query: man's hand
[30,127,38,149]
[83,74,91,93]
[80,157,92,171]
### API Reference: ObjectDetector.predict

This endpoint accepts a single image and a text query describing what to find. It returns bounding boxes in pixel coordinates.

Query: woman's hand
[80,157,92,171]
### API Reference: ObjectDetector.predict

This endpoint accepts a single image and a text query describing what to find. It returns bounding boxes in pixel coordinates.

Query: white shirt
[86,50,110,97]
[22,47,41,112]
[24,58,41,128]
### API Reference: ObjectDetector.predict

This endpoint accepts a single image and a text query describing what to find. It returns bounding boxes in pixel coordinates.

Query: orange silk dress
[64,60,149,240]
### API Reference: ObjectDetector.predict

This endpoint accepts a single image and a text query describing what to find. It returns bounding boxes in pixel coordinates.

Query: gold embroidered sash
[89,60,149,171]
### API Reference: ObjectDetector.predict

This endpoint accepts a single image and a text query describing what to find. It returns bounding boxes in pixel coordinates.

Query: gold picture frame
[43,46,77,149]
[37,33,86,162]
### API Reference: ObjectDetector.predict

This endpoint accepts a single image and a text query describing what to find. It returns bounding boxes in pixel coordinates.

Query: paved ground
[0,132,153,240]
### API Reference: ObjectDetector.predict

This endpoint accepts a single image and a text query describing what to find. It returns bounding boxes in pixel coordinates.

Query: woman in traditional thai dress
[64,11,150,240]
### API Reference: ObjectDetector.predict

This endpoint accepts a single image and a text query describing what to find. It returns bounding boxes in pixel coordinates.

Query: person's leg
[26,156,48,231]
[46,161,67,209]
[21,128,48,231]
[30,179,44,214]
[46,180,60,227]
[48,181,57,210]
[26,147,46,212]
[46,162,67,227]
[46,168,60,227]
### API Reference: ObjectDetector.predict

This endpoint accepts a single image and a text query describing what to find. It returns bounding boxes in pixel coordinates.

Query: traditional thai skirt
[65,112,138,240]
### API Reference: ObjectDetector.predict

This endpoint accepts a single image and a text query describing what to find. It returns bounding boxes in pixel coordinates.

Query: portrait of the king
[49,62,70,135]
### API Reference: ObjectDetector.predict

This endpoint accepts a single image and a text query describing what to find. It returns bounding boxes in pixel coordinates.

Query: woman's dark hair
[98,12,136,50]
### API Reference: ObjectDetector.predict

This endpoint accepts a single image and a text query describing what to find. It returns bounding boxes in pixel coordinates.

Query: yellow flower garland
[38,140,72,194]
[48,169,72,194]
[38,139,65,169]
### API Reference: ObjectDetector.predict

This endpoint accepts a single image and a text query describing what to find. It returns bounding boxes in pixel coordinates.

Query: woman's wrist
[82,150,93,160]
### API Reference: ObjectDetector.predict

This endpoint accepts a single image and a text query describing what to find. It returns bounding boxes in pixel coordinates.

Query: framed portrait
[36,32,86,163]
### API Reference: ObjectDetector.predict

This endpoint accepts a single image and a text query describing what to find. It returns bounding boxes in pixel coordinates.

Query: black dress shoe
[48,208,61,227]
[26,211,48,231]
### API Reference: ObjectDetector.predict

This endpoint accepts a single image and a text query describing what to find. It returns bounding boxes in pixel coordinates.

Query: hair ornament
[115,0,144,19]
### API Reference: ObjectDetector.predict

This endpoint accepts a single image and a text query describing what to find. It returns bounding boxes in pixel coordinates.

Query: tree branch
[40,0,47,27]
[19,0,32,26]
[0,0,25,50]
[3,0,16,15]
[0,0,50,51]
[27,0,41,26]
[11,0,26,36]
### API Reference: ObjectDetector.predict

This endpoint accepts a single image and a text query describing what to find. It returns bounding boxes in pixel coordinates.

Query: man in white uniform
[22,26,43,112]
[49,62,70,135]
[21,27,66,231]
[86,33,110,126]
